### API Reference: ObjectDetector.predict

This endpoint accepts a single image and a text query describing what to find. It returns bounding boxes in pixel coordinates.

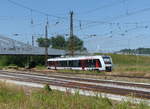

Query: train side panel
[47,56,112,72]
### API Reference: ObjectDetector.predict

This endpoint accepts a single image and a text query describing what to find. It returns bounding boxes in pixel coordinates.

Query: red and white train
[47,55,113,72]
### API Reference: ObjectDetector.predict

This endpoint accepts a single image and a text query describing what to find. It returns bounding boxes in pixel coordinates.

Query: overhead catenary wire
[6,0,72,37]
[75,7,150,31]
[7,0,67,19]
[77,0,127,16]
[6,0,131,24]
[77,23,149,41]
[6,0,150,24]
[7,0,70,36]
[8,0,149,28]
[6,0,150,45]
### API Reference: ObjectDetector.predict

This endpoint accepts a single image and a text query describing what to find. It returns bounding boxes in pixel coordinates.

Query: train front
[102,56,113,72]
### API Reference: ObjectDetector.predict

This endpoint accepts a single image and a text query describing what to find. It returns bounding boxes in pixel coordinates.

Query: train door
[95,59,101,68]
[95,60,99,68]
[48,61,57,70]
[50,61,57,70]
[80,60,85,70]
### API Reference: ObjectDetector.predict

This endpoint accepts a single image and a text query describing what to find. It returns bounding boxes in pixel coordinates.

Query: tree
[51,35,66,50]
[66,35,86,51]
[36,35,87,53]
[36,37,51,47]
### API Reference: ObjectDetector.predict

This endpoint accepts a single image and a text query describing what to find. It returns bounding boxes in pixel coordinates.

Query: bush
[44,84,52,92]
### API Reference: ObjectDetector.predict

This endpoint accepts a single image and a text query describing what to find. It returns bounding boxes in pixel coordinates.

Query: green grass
[111,54,150,66]
[95,53,150,73]
[0,83,149,109]
[95,53,150,66]
[2,53,150,74]
[112,54,150,73]
[56,69,104,74]
[35,65,47,70]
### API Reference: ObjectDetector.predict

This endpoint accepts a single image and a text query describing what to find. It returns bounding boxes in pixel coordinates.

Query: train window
[48,61,55,66]
[55,61,60,67]
[85,60,88,67]
[66,61,69,67]
[103,57,111,64]
[59,61,62,67]
[86,59,101,68]
[69,60,73,67]
[80,60,86,68]
[64,61,68,67]
[87,60,94,67]
[66,60,80,67]
[80,60,93,67]
[59,61,63,67]
[48,61,51,66]
[94,59,101,67]
[95,59,101,68]
[73,60,80,67]
[59,61,67,67]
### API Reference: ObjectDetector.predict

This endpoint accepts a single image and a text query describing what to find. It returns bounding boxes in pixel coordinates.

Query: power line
[75,7,150,31]
[6,0,150,41]
[7,0,67,19]
[6,0,150,25]
[78,0,126,16]
[6,0,135,26]
[7,0,69,37]
[80,24,149,40]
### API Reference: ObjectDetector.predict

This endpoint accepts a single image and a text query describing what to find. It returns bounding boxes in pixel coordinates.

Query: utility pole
[69,11,74,56]
[31,9,34,47]
[32,35,34,46]
[30,10,34,63]
[45,17,48,66]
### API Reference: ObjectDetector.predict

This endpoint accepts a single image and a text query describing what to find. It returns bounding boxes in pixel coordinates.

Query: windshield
[103,56,112,64]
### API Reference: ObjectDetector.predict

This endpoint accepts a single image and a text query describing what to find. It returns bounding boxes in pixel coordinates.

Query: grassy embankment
[1,54,150,75]
[107,54,150,76]
[0,83,149,109]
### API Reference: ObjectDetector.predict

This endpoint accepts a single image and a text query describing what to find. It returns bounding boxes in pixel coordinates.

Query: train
[47,55,113,72]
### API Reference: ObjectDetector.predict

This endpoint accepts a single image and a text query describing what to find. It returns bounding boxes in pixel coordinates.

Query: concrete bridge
[0,35,65,56]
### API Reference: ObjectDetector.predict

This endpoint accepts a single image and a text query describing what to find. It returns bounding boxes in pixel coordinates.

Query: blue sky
[1,0,150,52]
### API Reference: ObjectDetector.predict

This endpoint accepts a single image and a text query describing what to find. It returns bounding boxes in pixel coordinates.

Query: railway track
[0,70,150,101]
[1,70,150,89]
[20,69,150,80]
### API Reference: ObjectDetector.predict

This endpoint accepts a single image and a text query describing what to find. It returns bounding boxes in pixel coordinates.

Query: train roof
[47,55,111,61]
